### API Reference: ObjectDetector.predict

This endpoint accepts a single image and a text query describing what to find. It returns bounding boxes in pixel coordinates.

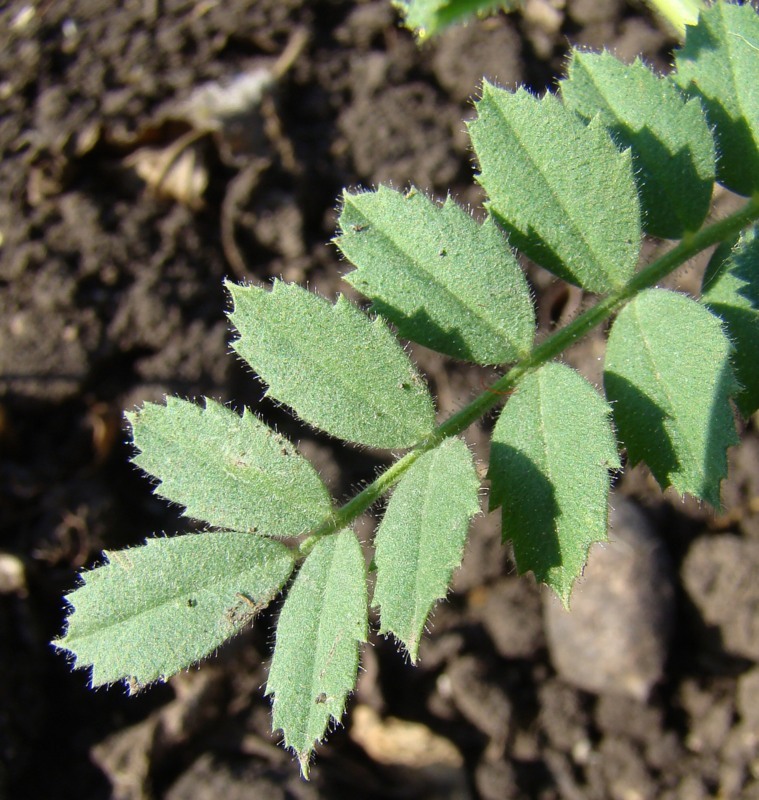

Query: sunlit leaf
[469,84,640,293]
[701,223,759,418]
[373,437,480,660]
[393,0,523,39]
[56,533,295,688]
[337,186,534,365]
[488,362,620,605]
[227,280,436,449]
[127,397,332,536]
[561,51,715,239]
[673,2,759,196]
[605,289,739,506]
[267,530,367,776]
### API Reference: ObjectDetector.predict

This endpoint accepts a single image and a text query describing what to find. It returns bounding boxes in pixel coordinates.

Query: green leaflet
[673,2,759,197]
[55,533,295,688]
[469,84,640,294]
[392,0,522,39]
[604,289,739,507]
[266,530,367,777]
[336,187,535,365]
[488,362,620,606]
[226,280,436,450]
[372,437,480,661]
[701,224,759,419]
[127,398,332,537]
[647,0,703,37]
[561,52,715,240]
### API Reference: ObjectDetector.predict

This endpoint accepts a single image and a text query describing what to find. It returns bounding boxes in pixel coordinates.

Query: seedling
[55,3,759,777]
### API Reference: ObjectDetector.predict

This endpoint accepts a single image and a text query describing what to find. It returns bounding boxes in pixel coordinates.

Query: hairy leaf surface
[373,437,480,661]
[605,289,739,506]
[702,224,759,419]
[392,0,522,38]
[336,187,535,365]
[267,530,367,776]
[561,52,715,239]
[673,2,759,196]
[127,398,332,536]
[488,362,619,605]
[469,84,640,293]
[227,280,435,449]
[56,533,295,687]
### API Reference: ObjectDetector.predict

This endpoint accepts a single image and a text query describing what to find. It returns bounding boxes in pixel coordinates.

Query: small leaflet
[127,398,332,537]
[488,362,620,606]
[226,280,436,450]
[468,84,640,294]
[701,224,759,419]
[266,530,367,777]
[673,2,759,197]
[337,187,535,365]
[55,532,295,688]
[561,51,715,240]
[604,289,739,507]
[392,0,523,39]
[372,437,480,661]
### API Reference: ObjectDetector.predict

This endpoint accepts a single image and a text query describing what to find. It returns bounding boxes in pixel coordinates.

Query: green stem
[297,196,759,558]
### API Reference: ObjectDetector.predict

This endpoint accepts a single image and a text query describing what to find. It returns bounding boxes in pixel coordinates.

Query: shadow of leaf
[604,371,680,489]
[488,443,562,578]
[606,361,737,507]
[371,300,479,362]
[607,123,712,239]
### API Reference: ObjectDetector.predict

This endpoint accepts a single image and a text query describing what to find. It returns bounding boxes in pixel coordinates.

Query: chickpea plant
[55,3,759,777]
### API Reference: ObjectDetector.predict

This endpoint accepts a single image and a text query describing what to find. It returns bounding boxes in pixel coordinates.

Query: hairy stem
[297,196,759,558]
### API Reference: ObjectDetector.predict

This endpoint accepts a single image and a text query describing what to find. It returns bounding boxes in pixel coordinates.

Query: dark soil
[2,1,758,798]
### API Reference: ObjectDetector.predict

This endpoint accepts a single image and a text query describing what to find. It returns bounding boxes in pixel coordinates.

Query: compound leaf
[373,436,480,661]
[336,186,535,365]
[488,362,619,606]
[392,0,523,39]
[267,530,367,777]
[469,84,640,294]
[701,223,759,419]
[127,398,332,537]
[55,532,295,688]
[227,280,435,450]
[561,51,715,239]
[604,289,739,507]
[673,2,759,196]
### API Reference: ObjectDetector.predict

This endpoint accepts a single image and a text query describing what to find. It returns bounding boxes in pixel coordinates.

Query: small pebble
[681,535,759,660]
[481,576,545,660]
[445,656,513,745]
[737,667,759,733]
[0,553,27,596]
[543,496,675,699]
